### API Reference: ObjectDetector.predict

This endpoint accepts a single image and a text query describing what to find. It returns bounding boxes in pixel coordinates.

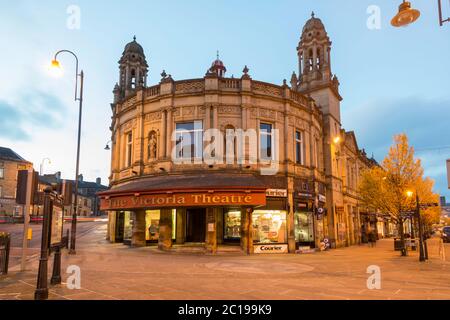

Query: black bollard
[51,245,62,285]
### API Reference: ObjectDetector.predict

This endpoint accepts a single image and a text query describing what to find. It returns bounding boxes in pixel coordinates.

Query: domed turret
[301,12,327,42]
[209,51,227,77]
[122,36,145,56]
[117,36,149,99]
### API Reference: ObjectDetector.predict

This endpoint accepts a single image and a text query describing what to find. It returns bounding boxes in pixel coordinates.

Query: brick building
[0,147,33,217]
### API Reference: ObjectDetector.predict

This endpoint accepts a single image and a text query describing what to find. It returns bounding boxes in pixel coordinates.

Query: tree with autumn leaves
[358,134,440,251]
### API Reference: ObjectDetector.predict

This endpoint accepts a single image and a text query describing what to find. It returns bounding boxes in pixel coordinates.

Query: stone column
[131,210,146,247]
[158,209,173,251]
[287,178,296,253]
[216,208,224,245]
[176,209,186,244]
[166,109,173,159]
[212,105,218,129]
[240,208,253,254]
[205,208,217,254]
[161,110,167,159]
[108,211,116,242]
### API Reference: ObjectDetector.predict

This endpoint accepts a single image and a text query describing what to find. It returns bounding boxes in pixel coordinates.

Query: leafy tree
[358,134,440,254]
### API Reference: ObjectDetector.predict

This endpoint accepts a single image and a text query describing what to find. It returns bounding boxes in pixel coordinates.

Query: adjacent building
[0,147,33,217]
[38,172,108,217]
[100,14,377,253]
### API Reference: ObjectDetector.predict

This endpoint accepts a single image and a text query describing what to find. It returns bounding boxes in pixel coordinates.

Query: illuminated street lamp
[50,50,84,255]
[391,1,421,27]
[333,136,341,145]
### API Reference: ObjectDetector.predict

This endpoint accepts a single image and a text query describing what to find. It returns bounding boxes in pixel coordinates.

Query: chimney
[55,171,61,182]
[96,177,101,185]
[78,174,83,182]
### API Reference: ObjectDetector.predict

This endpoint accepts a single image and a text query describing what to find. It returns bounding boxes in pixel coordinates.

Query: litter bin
[0,232,11,275]
[394,238,405,251]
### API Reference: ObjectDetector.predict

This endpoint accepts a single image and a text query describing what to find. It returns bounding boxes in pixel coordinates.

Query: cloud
[0,91,67,141]
[0,101,30,140]
[343,97,450,197]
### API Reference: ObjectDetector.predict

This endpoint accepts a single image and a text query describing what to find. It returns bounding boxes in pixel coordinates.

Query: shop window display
[224,210,241,240]
[145,209,177,241]
[123,211,132,242]
[146,210,160,241]
[295,211,314,244]
[252,210,287,244]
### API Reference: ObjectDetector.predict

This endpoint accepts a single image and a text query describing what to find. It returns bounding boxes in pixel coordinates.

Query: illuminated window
[252,210,287,244]
[224,210,241,240]
[0,168,4,179]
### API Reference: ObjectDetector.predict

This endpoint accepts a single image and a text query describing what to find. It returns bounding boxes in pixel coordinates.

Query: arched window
[148,131,157,160]
[130,69,136,89]
[308,49,314,71]
[316,48,321,69]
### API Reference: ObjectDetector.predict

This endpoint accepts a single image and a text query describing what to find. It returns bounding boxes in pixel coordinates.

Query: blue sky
[0,0,449,198]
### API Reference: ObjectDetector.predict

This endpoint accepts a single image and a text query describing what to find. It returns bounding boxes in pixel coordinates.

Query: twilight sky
[0,0,449,198]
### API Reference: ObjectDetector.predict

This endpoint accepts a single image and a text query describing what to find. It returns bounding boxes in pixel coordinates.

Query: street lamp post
[415,193,426,262]
[51,50,84,255]
[408,190,426,262]
[438,0,450,26]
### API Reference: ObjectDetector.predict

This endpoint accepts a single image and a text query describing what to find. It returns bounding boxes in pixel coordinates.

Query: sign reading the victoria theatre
[254,244,289,254]
[100,192,266,210]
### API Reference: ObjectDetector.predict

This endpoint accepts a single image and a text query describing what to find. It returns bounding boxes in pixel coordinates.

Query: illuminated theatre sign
[100,191,267,211]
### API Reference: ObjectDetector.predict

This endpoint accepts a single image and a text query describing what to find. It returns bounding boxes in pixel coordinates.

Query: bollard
[51,246,62,285]
[0,232,11,275]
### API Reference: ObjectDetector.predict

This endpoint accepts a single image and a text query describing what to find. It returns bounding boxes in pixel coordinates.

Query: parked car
[442,226,450,243]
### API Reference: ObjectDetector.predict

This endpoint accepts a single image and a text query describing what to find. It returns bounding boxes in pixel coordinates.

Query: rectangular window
[175,121,203,160]
[252,210,287,244]
[260,123,273,160]
[0,185,2,197]
[295,131,304,165]
[0,168,4,179]
[126,132,133,167]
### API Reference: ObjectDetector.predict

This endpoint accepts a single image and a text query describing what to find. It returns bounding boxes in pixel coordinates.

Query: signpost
[35,186,67,299]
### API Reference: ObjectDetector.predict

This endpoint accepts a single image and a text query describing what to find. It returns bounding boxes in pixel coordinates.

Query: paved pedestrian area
[1,222,449,300]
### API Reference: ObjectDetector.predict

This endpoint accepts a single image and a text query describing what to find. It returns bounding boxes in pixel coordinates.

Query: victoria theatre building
[100,14,377,254]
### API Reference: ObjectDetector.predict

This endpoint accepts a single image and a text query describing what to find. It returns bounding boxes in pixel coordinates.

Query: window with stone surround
[260,123,273,161]
[295,130,305,165]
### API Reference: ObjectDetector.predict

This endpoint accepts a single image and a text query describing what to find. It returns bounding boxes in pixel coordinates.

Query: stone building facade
[0,147,33,217]
[100,14,376,253]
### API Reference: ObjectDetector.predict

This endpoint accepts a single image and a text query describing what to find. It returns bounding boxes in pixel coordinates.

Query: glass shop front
[116,210,177,244]
[295,202,315,248]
